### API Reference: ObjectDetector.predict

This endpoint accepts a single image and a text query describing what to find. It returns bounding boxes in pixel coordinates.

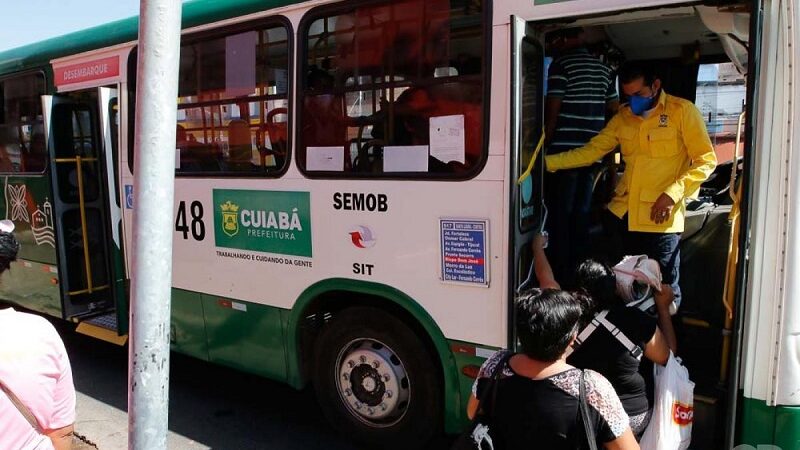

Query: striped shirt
[547,48,617,154]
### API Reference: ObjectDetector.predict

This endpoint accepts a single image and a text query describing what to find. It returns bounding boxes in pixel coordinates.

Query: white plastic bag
[640,352,695,450]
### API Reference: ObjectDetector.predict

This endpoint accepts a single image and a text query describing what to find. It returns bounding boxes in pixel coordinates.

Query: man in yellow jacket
[545,62,717,307]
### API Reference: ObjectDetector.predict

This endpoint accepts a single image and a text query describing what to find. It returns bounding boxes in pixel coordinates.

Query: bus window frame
[127,15,294,179]
[0,70,49,175]
[296,0,493,181]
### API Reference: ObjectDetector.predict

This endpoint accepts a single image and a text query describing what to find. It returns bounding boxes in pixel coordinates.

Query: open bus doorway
[514,3,752,448]
[42,87,123,336]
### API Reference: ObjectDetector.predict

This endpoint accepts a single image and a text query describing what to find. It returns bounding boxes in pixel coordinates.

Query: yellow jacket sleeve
[663,104,718,203]
[545,114,621,172]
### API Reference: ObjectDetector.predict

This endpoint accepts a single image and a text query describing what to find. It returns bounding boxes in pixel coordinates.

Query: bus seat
[227,119,252,171]
[266,108,288,153]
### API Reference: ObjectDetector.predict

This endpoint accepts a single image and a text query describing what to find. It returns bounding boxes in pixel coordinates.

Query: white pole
[128,0,182,448]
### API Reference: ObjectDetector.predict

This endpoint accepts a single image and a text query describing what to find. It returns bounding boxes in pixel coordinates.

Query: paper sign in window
[225,32,257,97]
[383,146,429,172]
[307,146,344,171]
[429,115,465,164]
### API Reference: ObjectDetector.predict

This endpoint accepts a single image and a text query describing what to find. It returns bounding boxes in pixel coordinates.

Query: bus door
[42,88,117,322]
[510,16,545,344]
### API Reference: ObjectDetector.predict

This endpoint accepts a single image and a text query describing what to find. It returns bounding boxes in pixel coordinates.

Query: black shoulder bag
[579,370,599,450]
[451,352,513,450]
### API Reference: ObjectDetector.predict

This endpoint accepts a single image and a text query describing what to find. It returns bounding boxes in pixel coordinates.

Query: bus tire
[312,306,441,449]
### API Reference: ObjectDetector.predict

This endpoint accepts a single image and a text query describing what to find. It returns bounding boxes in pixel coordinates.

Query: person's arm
[643,285,678,365]
[603,429,640,450]
[662,104,718,205]
[532,233,560,289]
[545,114,621,172]
[654,284,678,352]
[466,395,480,420]
[643,327,670,366]
[46,425,74,450]
[466,350,507,419]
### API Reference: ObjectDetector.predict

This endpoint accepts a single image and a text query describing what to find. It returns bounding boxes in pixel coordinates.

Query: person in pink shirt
[0,221,76,450]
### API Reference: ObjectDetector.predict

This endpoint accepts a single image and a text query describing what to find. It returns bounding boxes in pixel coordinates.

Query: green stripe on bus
[740,397,800,448]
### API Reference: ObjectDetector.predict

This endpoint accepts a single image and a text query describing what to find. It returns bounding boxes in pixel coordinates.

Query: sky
[0,0,142,52]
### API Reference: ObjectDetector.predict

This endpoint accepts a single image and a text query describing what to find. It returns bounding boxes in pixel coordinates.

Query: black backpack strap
[472,351,513,423]
[579,370,599,450]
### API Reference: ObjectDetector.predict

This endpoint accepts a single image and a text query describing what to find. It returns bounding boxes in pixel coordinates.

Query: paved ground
[59,324,357,449]
[56,321,453,449]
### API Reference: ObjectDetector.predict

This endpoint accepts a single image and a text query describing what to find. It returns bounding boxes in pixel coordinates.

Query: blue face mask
[629,92,657,116]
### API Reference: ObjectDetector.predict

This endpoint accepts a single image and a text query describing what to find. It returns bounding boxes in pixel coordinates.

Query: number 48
[175,200,205,241]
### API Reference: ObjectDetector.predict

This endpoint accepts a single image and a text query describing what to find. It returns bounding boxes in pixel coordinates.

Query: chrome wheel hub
[335,338,410,427]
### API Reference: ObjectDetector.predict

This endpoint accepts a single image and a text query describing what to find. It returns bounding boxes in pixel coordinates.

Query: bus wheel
[313,307,441,448]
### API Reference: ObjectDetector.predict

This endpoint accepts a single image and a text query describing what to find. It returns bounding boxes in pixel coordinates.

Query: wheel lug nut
[347,360,355,368]
[380,403,388,411]
[383,373,391,382]
[345,388,353,396]
[355,401,362,410]
[342,373,349,381]
[372,360,381,369]
[385,390,393,398]
[367,408,375,415]
[359,355,367,363]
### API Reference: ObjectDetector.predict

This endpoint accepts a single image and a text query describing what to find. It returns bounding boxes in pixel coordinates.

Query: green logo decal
[213,189,312,257]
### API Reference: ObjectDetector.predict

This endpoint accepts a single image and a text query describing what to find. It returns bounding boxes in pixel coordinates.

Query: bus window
[176,25,289,175]
[128,22,290,176]
[299,0,487,177]
[0,74,47,174]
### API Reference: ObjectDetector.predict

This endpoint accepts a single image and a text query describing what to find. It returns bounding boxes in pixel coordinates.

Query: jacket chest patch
[659,114,669,127]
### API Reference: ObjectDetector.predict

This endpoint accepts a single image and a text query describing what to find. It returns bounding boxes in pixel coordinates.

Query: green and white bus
[0,0,795,447]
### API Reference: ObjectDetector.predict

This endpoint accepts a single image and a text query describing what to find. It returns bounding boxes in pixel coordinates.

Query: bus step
[76,313,128,346]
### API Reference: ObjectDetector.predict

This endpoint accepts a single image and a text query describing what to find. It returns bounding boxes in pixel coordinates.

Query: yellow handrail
[68,285,110,296]
[61,155,98,296]
[54,157,98,163]
[719,110,746,384]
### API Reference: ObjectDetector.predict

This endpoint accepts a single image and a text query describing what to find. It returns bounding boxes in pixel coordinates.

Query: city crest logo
[220,200,240,237]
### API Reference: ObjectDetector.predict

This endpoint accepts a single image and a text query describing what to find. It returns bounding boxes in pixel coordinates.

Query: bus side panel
[170,288,209,361]
[775,406,800,450]
[0,175,61,316]
[201,293,287,382]
[740,397,777,446]
[740,397,800,449]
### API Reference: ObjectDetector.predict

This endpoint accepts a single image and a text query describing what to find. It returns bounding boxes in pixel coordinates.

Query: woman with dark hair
[467,288,639,450]
[567,259,677,438]
[530,235,676,437]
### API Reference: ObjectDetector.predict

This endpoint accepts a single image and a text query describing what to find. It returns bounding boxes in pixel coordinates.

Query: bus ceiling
[538,4,750,74]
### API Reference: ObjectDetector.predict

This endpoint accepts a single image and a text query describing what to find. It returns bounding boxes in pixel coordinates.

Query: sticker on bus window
[383,146,429,172]
[125,185,134,209]
[440,219,489,287]
[430,115,465,164]
[307,146,344,171]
